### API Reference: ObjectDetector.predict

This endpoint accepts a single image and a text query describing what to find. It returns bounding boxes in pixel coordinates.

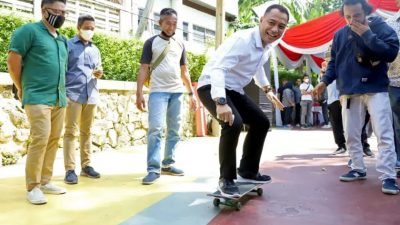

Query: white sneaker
[322,124,331,129]
[27,187,47,205]
[40,183,67,195]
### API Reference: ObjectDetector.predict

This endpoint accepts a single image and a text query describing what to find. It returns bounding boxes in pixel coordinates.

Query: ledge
[0,72,142,92]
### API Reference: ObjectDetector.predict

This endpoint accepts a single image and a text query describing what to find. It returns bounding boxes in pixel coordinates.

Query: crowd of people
[5,0,400,205]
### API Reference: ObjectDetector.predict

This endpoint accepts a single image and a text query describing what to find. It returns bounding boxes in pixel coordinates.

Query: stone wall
[0,76,195,166]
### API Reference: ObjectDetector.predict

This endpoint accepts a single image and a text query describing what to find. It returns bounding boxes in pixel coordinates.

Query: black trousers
[328,100,369,149]
[197,85,270,180]
[283,106,293,125]
[295,103,301,125]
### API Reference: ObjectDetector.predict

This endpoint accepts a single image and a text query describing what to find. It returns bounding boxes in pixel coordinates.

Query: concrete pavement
[0,128,399,225]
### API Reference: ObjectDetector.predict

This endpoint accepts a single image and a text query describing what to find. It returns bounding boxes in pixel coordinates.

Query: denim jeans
[147,92,183,173]
[389,86,400,160]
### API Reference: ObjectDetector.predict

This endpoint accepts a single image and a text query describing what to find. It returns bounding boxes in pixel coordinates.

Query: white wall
[135,0,235,54]
[189,0,238,17]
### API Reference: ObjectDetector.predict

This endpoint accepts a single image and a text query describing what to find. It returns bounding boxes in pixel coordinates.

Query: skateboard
[207,182,264,211]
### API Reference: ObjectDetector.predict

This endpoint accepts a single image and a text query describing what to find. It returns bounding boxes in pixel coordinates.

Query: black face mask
[161,31,175,38]
[46,10,65,28]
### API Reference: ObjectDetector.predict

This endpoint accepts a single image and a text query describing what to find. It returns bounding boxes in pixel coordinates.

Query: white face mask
[80,29,94,41]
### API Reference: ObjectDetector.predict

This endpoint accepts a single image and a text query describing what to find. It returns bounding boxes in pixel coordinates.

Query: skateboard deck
[207,182,265,210]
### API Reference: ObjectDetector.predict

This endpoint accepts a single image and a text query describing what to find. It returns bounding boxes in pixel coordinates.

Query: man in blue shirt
[197,4,287,197]
[63,15,102,184]
[314,0,399,195]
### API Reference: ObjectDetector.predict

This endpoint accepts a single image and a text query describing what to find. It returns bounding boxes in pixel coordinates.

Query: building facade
[0,0,238,53]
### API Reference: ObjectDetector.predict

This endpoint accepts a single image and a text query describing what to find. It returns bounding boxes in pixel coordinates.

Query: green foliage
[187,52,207,82]
[271,67,301,87]
[229,0,268,32]
[0,14,207,82]
[271,66,319,87]
[0,14,26,72]
[93,34,143,81]
[60,27,143,81]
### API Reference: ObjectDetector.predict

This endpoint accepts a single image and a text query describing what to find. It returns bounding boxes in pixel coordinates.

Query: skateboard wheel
[256,188,263,196]
[235,202,242,211]
[213,198,221,207]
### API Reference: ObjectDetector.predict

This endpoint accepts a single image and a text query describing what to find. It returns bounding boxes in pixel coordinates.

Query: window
[138,8,144,24]
[183,22,189,41]
[153,13,161,34]
[193,25,215,45]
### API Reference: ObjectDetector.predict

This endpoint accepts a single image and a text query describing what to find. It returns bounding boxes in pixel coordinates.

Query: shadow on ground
[209,153,400,225]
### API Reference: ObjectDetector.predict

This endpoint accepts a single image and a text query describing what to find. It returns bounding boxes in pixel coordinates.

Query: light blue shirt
[66,36,101,104]
[198,27,280,99]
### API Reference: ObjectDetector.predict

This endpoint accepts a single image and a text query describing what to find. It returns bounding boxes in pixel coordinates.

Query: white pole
[271,48,282,127]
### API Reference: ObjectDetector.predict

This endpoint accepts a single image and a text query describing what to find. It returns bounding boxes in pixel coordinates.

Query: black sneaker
[218,178,240,198]
[64,170,78,184]
[382,178,400,195]
[237,172,272,184]
[80,166,101,178]
[333,147,346,155]
[339,170,366,182]
[363,147,374,156]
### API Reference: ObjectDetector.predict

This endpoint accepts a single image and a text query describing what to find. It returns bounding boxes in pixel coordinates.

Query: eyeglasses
[45,8,68,16]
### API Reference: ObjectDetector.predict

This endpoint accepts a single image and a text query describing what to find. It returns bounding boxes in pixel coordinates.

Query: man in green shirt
[7,0,68,205]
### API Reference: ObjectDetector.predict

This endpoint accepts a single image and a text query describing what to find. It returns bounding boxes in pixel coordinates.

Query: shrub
[271,66,319,87]
[187,52,207,82]
[0,14,207,82]
[0,14,26,72]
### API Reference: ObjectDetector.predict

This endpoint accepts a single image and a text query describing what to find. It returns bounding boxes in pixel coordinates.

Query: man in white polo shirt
[136,8,197,185]
[299,74,314,129]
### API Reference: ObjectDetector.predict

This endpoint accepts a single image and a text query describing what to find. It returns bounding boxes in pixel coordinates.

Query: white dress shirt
[327,80,339,105]
[198,27,280,99]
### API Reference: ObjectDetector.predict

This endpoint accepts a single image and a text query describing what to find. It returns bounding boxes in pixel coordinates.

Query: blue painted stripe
[120,177,220,225]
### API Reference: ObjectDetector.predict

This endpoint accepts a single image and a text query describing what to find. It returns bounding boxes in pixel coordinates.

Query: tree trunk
[135,0,155,39]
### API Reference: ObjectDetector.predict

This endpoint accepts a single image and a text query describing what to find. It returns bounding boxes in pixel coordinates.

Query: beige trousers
[63,99,96,171]
[24,104,66,191]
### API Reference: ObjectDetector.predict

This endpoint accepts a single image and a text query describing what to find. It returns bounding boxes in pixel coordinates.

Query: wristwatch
[263,85,272,93]
[215,97,227,105]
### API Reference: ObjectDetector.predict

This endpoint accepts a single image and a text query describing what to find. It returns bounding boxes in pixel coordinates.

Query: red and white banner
[275,0,400,72]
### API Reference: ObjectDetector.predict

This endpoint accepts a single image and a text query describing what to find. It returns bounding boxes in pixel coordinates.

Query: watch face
[218,98,226,105]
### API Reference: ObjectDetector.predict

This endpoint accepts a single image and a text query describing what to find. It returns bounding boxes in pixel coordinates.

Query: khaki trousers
[24,104,66,191]
[63,99,96,171]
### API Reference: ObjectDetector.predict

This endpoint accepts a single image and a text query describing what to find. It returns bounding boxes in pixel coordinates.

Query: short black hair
[264,4,289,22]
[160,8,177,18]
[340,0,373,16]
[41,0,66,7]
[303,74,309,79]
[78,14,95,26]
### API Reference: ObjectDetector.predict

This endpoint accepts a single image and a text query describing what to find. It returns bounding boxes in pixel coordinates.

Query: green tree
[229,0,269,31]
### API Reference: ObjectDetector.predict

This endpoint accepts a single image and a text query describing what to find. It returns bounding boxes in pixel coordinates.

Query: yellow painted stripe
[0,174,196,225]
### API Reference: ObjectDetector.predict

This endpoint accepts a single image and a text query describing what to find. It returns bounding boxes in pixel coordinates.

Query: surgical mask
[46,10,65,28]
[80,29,94,41]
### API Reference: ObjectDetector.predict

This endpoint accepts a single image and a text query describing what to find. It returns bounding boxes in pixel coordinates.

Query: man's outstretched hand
[266,91,284,111]
[313,82,327,100]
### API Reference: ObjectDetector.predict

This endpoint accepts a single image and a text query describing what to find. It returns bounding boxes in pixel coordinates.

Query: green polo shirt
[9,21,68,107]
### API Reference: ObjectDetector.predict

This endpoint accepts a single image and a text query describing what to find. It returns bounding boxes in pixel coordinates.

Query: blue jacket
[322,16,399,95]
